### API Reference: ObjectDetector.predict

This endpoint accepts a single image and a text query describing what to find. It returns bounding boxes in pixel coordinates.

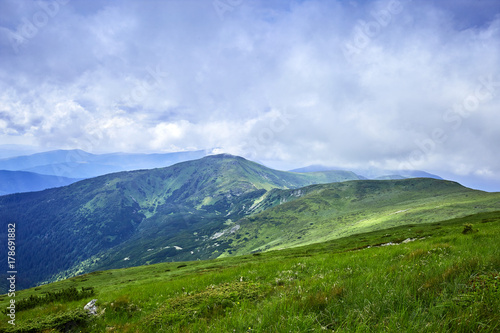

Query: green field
[2,211,499,332]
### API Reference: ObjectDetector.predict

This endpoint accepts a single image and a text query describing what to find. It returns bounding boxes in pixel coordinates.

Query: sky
[0,0,499,190]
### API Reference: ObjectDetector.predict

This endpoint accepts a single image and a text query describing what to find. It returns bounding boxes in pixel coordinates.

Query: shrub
[7,309,88,333]
[462,224,475,234]
[147,281,267,327]
[4,287,95,313]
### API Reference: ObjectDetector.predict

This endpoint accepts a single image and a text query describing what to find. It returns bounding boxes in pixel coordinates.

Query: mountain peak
[204,153,241,160]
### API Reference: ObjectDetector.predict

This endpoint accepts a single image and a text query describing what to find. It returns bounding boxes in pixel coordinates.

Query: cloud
[0,0,499,188]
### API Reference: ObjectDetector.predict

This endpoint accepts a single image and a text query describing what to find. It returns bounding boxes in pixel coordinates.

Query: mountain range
[0,149,212,179]
[0,154,362,290]
[0,170,80,196]
[1,154,499,292]
[0,149,444,196]
[290,164,443,180]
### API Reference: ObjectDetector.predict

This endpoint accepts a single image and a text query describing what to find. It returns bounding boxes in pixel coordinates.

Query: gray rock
[84,299,98,315]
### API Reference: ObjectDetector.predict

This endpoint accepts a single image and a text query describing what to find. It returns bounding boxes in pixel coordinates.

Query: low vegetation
[1,211,499,332]
[4,287,95,313]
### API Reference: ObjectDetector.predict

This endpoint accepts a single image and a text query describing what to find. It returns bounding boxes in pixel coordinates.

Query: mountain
[0,170,81,196]
[0,149,212,179]
[0,154,362,290]
[0,149,94,170]
[1,154,498,292]
[374,175,406,180]
[290,165,442,180]
[290,165,339,173]
[394,170,442,179]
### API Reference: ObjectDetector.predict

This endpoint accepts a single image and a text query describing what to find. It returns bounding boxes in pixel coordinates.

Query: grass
[1,211,499,332]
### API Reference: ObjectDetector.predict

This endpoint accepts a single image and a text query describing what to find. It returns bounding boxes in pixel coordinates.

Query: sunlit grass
[1,211,499,332]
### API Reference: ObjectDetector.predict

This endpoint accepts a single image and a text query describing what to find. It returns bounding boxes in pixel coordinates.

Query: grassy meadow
[1,211,499,332]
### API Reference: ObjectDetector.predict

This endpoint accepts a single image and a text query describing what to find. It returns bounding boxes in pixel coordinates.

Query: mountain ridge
[0,154,362,290]
[290,164,443,180]
[0,149,212,179]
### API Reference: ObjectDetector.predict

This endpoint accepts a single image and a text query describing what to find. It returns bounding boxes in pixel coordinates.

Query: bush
[462,224,475,234]
[4,287,95,313]
[6,309,88,333]
[147,281,267,327]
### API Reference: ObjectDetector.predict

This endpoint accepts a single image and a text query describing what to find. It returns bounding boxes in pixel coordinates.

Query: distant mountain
[290,165,339,173]
[290,165,442,180]
[374,175,407,180]
[0,154,362,290]
[0,170,81,196]
[0,145,42,159]
[395,170,442,179]
[0,149,213,179]
[352,168,442,180]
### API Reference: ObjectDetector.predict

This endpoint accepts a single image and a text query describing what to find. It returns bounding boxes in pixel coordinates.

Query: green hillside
[217,178,500,256]
[1,211,499,332]
[86,178,500,278]
[0,154,361,290]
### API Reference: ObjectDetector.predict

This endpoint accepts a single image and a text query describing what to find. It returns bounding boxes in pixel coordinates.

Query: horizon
[1,146,498,192]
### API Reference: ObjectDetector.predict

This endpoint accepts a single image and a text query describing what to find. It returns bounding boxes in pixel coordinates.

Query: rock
[84,299,98,315]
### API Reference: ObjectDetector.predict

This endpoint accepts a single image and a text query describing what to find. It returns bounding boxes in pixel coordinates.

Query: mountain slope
[0,154,361,290]
[0,170,80,195]
[215,178,500,256]
[50,176,500,286]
